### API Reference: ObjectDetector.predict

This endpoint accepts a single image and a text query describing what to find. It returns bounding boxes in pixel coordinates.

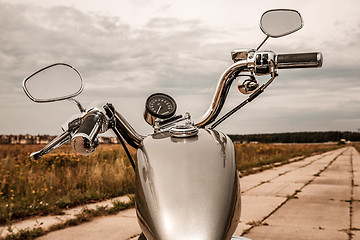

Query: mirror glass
[23,63,83,102]
[260,9,303,38]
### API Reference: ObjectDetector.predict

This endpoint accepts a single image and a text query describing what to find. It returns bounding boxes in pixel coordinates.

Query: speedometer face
[145,93,177,119]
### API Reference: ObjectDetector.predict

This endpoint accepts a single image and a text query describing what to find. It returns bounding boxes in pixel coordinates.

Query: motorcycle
[22,9,322,240]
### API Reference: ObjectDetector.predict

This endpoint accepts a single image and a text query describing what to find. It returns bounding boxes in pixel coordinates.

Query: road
[37,146,359,240]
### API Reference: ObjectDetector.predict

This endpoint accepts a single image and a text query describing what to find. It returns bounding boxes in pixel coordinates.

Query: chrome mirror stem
[256,35,269,50]
[68,98,86,112]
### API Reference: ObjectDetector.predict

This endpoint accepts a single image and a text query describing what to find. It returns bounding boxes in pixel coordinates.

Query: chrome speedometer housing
[144,93,177,126]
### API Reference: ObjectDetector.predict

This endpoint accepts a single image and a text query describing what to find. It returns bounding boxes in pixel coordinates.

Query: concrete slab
[244,181,303,198]
[239,196,286,224]
[240,164,302,193]
[353,232,360,240]
[243,224,348,240]
[275,170,315,184]
[311,176,351,186]
[233,196,287,236]
[37,208,141,240]
[264,199,349,230]
[296,183,351,201]
[240,179,263,193]
[233,222,251,236]
[321,162,351,177]
[354,173,360,187]
[241,169,283,184]
[353,202,360,230]
[354,187,360,201]
[353,149,360,186]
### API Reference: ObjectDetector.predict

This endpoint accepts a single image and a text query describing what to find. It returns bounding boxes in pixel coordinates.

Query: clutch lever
[29,117,82,160]
[30,130,71,160]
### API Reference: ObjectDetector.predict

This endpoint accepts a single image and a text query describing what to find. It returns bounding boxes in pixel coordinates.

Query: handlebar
[276,52,322,69]
[195,49,323,128]
[71,112,104,156]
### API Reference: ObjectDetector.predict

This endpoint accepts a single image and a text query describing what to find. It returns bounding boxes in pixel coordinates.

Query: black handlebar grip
[276,52,323,69]
[71,113,103,155]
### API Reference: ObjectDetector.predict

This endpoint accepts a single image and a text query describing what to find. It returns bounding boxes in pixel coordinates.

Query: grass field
[234,143,343,175]
[0,142,343,225]
[0,144,136,225]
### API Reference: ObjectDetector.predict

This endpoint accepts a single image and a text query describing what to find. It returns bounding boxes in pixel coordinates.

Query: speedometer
[144,93,177,126]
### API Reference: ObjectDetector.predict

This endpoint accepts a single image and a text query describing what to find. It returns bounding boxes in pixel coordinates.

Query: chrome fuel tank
[135,129,241,240]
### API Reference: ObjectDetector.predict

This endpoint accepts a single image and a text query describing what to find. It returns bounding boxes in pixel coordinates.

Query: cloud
[1,1,359,134]
[0,2,234,100]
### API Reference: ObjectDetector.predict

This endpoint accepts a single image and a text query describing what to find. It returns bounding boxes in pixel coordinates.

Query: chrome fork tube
[102,103,144,149]
[113,110,144,149]
[194,60,248,128]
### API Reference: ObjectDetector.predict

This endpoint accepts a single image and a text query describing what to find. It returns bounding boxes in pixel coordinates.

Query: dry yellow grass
[0,144,135,225]
[234,143,341,175]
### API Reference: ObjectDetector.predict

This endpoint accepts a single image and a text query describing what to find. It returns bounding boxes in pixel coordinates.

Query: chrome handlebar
[29,103,144,160]
[29,49,322,159]
[194,49,323,128]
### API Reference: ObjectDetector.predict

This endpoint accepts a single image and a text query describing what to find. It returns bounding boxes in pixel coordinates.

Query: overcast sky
[1,0,360,136]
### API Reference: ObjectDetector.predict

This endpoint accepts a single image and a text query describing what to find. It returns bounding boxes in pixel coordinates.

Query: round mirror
[260,9,303,38]
[22,63,84,103]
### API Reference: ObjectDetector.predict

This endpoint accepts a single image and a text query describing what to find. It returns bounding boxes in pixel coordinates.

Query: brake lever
[30,130,71,160]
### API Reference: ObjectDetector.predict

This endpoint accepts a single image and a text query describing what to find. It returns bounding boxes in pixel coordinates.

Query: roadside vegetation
[353,143,360,153]
[0,144,135,225]
[234,143,341,175]
[0,142,343,227]
[1,198,134,240]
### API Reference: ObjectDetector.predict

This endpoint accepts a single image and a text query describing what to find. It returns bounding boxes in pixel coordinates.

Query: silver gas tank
[135,128,241,240]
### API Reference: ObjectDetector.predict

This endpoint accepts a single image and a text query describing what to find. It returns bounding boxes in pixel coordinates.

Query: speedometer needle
[157,106,162,114]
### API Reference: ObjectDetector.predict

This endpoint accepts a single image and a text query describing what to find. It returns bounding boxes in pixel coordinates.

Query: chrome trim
[170,125,198,138]
[22,63,84,103]
[256,35,269,51]
[82,103,145,149]
[81,107,108,134]
[231,49,254,62]
[71,132,99,156]
[68,98,86,112]
[194,59,250,128]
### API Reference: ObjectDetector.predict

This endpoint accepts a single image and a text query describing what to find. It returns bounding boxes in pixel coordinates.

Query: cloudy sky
[1,0,360,136]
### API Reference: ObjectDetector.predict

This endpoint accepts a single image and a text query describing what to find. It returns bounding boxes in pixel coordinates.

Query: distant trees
[229,131,360,143]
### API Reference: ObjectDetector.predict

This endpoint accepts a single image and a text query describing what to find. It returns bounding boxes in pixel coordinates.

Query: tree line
[228,131,360,143]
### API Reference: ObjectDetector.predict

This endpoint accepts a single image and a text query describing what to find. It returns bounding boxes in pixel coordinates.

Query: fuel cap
[170,125,198,138]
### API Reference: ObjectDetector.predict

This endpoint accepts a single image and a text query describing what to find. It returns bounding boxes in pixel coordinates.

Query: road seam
[241,147,348,236]
[348,148,354,240]
[241,148,340,194]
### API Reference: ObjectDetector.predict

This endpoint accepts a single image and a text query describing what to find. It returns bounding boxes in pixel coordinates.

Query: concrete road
[37,146,359,240]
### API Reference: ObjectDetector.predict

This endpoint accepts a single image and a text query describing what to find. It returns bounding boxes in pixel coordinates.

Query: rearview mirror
[260,9,303,38]
[23,63,83,103]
